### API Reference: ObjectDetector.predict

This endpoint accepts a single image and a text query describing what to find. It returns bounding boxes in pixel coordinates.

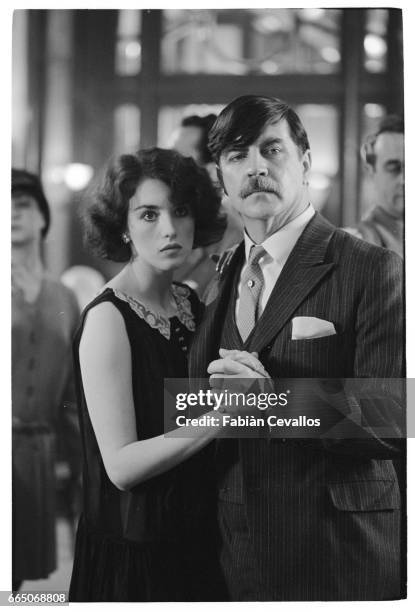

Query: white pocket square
[291,316,336,340]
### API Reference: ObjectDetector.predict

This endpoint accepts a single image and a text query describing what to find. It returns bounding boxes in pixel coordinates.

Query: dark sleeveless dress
[69,285,226,602]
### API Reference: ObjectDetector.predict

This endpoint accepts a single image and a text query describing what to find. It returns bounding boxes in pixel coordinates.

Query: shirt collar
[244,204,315,265]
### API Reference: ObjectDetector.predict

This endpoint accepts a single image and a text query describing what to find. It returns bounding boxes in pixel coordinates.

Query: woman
[12,169,80,590]
[68,148,229,601]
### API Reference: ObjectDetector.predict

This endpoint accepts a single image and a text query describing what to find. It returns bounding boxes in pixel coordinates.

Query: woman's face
[126,178,195,272]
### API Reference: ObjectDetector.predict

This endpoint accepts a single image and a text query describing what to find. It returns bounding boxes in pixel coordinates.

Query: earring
[122,232,131,244]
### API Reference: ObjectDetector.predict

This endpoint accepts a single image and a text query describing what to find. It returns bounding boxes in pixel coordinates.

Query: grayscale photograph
[10,6,405,603]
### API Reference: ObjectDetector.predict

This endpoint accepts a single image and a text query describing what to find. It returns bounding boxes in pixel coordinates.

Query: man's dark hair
[11,168,51,238]
[84,147,226,262]
[208,95,310,165]
[362,114,404,168]
[181,114,217,165]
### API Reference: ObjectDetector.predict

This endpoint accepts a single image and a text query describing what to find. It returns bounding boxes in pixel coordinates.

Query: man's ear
[360,142,376,174]
[302,149,312,183]
[216,165,228,196]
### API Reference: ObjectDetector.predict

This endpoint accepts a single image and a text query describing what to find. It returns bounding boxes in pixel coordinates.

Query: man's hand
[207,349,271,417]
[208,348,270,379]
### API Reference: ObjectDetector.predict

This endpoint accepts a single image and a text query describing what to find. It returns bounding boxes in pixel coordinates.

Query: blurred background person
[12,169,80,592]
[172,113,218,183]
[345,115,404,256]
[61,265,105,311]
[172,113,243,297]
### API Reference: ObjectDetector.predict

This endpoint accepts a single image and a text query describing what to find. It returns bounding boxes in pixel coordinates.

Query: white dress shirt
[235,205,315,326]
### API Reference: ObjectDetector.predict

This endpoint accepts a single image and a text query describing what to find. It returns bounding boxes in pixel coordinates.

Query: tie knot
[248,245,266,266]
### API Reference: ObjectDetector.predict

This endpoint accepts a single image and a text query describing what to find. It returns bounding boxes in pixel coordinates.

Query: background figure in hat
[12,169,80,591]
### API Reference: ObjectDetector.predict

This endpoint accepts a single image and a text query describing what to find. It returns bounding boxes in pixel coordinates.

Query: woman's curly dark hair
[83,147,227,262]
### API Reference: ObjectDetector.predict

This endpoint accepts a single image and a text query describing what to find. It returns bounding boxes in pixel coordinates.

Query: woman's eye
[175,206,190,217]
[141,210,158,221]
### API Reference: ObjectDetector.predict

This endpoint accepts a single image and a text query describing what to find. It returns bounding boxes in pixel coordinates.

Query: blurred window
[114,104,140,154]
[296,104,339,212]
[364,9,388,73]
[116,10,141,75]
[161,9,341,75]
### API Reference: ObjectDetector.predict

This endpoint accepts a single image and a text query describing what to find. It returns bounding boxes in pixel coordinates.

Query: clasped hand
[207,349,271,417]
[208,348,270,379]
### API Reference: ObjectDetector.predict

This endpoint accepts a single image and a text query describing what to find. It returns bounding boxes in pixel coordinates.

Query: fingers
[207,357,247,376]
[219,348,258,358]
[218,349,267,376]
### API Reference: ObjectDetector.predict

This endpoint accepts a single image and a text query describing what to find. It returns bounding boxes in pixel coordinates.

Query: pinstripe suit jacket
[189,212,404,600]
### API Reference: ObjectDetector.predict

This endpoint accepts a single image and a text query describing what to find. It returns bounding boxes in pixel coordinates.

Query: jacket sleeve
[319,249,405,458]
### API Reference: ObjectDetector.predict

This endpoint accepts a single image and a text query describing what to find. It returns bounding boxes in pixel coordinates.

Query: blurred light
[44,166,65,185]
[125,40,141,59]
[365,59,384,73]
[261,60,279,74]
[364,103,384,119]
[320,46,340,64]
[309,173,331,191]
[302,8,325,21]
[254,15,283,33]
[64,164,94,191]
[364,34,387,58]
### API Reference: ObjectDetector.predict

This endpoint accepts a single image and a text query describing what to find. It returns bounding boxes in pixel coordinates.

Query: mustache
[239,177,282,199]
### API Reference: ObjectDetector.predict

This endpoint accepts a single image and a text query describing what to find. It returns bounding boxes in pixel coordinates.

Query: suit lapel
[189,242,245,377]
[249,213,336,353]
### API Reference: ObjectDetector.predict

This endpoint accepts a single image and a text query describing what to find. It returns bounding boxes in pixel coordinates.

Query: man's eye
[228,152,246,162]
[14,200,31,209]
[141,210,158,221]
[175,205,190,217]
[386,163,403,176]
[266,147,281,155]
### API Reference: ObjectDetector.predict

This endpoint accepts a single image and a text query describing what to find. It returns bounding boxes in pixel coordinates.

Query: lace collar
[107,284,195,340]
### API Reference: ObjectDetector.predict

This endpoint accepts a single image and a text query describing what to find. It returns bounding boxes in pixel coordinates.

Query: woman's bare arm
[79,302,223,491]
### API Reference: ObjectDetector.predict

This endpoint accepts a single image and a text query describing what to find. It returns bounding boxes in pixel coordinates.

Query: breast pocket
[283,333,349,376]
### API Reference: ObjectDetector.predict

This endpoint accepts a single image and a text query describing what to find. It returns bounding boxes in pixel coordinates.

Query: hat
[12,168,50,237]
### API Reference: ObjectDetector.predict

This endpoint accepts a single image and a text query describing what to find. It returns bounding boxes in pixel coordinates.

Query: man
[173,113,243,297]
[348,115,404,256]
[172,113,218,183]
[12,170,80,590]
[189,96,404,600]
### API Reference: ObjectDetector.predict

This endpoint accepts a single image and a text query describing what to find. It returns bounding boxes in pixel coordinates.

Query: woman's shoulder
[76,288,130,342]
[80,287,119,315]
[76,292,131,360]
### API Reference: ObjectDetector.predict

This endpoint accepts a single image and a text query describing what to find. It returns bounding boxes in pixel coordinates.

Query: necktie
[237,245,266,342]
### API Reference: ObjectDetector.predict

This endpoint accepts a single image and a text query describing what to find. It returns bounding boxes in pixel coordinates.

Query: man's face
[11,192,45,246]
[218,119,311,236]
[371,131,404,217]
